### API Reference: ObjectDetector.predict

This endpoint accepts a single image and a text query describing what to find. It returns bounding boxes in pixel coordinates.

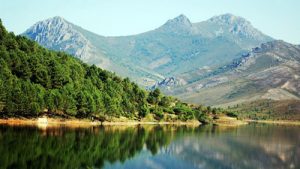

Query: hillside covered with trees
[0,20,222,122]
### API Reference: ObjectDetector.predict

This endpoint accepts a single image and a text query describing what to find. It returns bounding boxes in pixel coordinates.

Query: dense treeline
[0,20,221,121]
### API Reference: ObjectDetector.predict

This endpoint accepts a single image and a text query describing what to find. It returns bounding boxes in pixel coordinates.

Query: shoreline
[5,117,299,128]
[0,117,201,128]
[213,116,248,127]
[245,119,300,125]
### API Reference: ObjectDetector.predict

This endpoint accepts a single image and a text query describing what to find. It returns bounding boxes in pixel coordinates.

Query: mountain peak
[50,16,66,22]
[23,16,73,41]
[24,16,71,34]
[159,14,192,34]
[209,13,249,25]
[166,14,191,26]
[174,14,190,22]
[22,16,95,60]
[42,16,69,26]
[206,13,273,43]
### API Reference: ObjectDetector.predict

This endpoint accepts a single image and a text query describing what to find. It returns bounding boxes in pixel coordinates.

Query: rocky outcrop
[152,77,187,90]
[23,16,96,60]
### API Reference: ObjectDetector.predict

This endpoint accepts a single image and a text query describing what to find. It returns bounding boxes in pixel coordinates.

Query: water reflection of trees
[0,125,177,169]
[0,124,299,169]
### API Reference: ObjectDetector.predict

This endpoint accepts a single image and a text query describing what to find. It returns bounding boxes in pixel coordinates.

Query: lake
[0,123,299,169]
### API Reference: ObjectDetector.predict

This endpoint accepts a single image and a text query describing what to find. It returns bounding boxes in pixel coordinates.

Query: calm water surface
[0,123,299,169]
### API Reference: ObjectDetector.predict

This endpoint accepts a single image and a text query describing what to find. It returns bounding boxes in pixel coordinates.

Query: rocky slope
[24,16,95,60]
[23,14,272,86]
[22,16,126,77]
[161,40,300,106]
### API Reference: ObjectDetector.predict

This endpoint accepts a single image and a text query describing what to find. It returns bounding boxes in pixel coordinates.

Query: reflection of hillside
[164,124,300,169]
[0,125,174,169]
[0,124,299,169]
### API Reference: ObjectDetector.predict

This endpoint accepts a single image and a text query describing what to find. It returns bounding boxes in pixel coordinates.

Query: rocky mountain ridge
[23,14,273,86]
[159,40,300,106]
[24,16,96,60]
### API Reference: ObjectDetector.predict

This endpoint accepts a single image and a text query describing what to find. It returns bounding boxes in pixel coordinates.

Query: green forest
[0,19,223,122]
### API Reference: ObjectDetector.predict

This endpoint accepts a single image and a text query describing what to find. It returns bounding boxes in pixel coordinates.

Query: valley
[21,13,300,118]
[1,1,300,169]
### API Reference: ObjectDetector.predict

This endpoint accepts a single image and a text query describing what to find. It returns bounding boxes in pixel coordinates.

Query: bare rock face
[23,16,96,60]
[152,77,187,90]
[208,13,270,41]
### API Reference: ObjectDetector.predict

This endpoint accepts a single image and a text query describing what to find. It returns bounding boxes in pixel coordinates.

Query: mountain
[23,14,273,86]
[22,16,165,85]
[161,40,300,108]
[0,19,209,121]
[22,16,118,73]
[23,16,94,60]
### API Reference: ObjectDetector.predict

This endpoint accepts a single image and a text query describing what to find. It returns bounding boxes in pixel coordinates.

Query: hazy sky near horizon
[0,0,299,44]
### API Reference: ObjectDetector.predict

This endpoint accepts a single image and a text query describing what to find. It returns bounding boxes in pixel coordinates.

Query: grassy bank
[213,116,248,126]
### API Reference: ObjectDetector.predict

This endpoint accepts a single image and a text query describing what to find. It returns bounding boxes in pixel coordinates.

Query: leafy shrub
[226,111,238,118]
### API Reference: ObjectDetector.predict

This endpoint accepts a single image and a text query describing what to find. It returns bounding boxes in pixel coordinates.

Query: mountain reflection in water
[0,124,299,169]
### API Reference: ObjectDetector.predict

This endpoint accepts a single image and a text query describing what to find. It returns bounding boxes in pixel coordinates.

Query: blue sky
[0,0,299,44]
